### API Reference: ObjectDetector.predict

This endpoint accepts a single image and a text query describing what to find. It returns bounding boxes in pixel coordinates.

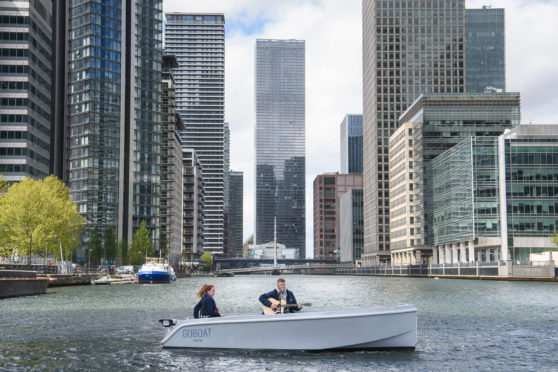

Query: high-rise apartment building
[255,39,306,257]
[182,148,204,262]
[313,173,363,259]
[227,171,243,257]
[59,0,163,251]
[165,13,225,255]
[161,54,184,264]
[0,1,52,182]
[340,114,363,174]
[223,122,230,256]
[362,1,505,265]
[465,8,505,93]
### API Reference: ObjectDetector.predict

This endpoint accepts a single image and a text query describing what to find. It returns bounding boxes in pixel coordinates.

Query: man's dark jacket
[258,288,300,313]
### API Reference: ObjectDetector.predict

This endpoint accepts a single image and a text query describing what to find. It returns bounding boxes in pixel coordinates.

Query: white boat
[160,305,417,350]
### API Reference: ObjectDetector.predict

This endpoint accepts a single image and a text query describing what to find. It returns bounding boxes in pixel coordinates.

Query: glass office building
[340,114,363,174]
[0,0,52,182]
[399,93,520,251]
[433,125,558,264]
[255,39,305,257]
[465,8,505,93]
[339,188,364,263]
[65,0,163,250]
[165,13,225,255]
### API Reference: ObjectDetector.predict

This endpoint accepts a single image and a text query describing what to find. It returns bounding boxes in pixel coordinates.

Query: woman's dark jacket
[258,289,300,313]
[193,294,221,318]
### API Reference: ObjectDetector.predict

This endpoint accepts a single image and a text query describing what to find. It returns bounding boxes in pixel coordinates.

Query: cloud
[164,0,558,257]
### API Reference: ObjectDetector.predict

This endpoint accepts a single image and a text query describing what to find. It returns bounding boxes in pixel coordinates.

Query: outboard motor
[159,319,177,327]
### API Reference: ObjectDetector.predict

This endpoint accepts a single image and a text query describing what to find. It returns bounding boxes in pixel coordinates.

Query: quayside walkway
[213,262,558,281]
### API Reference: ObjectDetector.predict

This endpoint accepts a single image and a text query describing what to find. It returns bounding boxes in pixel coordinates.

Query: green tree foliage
[104,227,117,264]
[551,234,558,248]
[159,232,168,259]
[200,252,213,271]
[0,175,7,195]
[89,229,102,266]
[0,176,85,259]
[129,220,153,265]
[118,240,128,265]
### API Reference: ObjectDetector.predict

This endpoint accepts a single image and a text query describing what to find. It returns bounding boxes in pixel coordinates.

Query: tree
[118,240,128,265]
[0,175,7,195]
[200,252,213,271]
[89,229,102,266]
[0,176,85,259]
[551,235,558,248]
[104,227,117,265]
[129,220,153,265]
[159,232,168,259]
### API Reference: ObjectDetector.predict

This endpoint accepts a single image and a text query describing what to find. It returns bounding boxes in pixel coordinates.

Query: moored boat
[137,258,176,284]
[160,305,417,350]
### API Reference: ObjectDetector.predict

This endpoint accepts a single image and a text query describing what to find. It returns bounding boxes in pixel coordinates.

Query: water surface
[1,275,557,371]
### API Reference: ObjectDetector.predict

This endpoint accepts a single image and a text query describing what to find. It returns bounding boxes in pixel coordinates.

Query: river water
[1,275,557,371]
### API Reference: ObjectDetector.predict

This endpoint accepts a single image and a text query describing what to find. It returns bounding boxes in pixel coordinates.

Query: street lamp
[25,227,32,269]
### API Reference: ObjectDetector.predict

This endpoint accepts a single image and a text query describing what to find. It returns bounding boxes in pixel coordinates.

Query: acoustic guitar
[262,297,312,315]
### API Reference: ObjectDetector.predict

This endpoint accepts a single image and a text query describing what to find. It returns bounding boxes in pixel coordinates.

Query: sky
[163,0,558,258]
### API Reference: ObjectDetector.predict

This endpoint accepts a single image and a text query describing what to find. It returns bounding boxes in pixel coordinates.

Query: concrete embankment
[0,270,49,299]
[47,273,104,287]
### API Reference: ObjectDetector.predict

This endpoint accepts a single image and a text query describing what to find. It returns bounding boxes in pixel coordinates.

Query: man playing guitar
[259,277,303,314]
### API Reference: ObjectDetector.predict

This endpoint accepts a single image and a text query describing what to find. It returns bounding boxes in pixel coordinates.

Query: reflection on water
[1,275,558,371]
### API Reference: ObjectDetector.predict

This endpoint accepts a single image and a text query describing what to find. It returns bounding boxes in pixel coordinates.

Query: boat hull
[137,271,172,284]
[161,305,417,350]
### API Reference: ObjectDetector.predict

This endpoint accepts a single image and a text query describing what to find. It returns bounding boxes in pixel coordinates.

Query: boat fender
[159,319,177,327]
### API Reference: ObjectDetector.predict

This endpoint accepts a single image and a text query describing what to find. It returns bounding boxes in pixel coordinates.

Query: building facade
[63,0,163,253]
[340,114,363,174]
[465,8,505,93]
[182,148,204,262]
[161,54,184,264]
[226,171,243,258]
[362,1,507,265]
[165,13,225,255]
[339,188,364,263]
[0,0,52,182]
[255,39,306,257]
[388,122,422,265]
[432,125,558,265]
[313,173,363,259]
[362,0,467,265]
[397,93,521,262]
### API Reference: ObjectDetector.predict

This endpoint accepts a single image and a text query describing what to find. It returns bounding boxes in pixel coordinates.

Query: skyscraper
[161,54,184,264]
[340,114,363,174]
[465,8,505,93]
[227,171,243,258]
[362,0,467,265]
[61,0,163,250]
[165,13,225,255]
[0,0,52,182]
[255,39,306,257]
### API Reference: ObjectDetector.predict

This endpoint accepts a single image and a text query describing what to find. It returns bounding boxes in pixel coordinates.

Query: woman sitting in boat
[193,284,222,318]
